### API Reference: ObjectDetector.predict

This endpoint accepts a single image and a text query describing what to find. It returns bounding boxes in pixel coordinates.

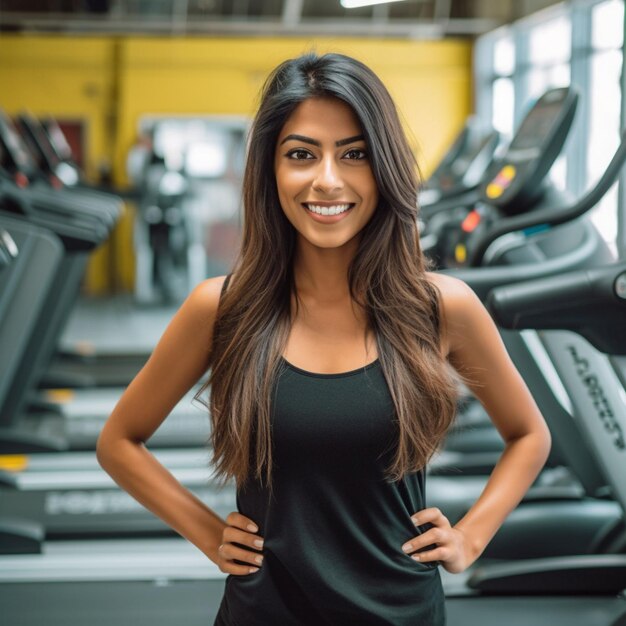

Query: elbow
[96,421,144,471]
[95,423,125,470]
[95,427,112,470]
[525,418,552,468]
[540,421,552,463]
[503,418,552,466]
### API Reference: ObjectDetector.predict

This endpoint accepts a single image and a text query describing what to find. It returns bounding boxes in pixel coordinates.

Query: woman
[97,52,551,625]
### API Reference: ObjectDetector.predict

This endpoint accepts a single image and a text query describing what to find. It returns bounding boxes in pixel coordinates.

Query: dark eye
[344,148,367,160]
[287,149,314,160]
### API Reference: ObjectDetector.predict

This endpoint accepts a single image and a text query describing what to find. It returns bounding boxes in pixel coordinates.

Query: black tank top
[214,275,445,626]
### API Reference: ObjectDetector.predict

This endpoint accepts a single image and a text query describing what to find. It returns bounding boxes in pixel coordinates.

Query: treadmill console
[42,118,74,162]
[481,87,578,214]
[0,111,38,186]
[15,115,57,174]
[15,114,77,187]
[435,87,578,268]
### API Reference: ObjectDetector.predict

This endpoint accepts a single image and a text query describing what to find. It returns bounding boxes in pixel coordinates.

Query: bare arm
[403,274,551,572]
[96,277,262,573]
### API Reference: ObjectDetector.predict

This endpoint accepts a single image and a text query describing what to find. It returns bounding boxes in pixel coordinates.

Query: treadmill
[0,113,209,452]
[431,88,616,461]
[0,116,123,453]
[0,174,230,536]
[0,186,208,453]
[457,262,626,595]
[418,117,500,211]
[0,214,64,440]
[12,112,145,389]
[0,110,120,230]
[427,123,626,559]
[424,88,581,459]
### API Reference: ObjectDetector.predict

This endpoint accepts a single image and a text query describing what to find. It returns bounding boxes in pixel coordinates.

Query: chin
[308,232,357,249]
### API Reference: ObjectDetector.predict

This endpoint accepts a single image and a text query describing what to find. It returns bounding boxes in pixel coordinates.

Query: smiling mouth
[302,203,355,216]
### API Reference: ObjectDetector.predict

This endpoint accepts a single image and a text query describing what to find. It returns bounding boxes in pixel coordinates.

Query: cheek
[275,163,306,195]
[274,168,304,216]
[363,174,379,208]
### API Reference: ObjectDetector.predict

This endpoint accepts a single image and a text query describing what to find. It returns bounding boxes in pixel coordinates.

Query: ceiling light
[341,0,409,8]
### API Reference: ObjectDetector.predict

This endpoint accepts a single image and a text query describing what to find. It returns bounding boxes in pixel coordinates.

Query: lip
[301,202,355,224]
[302,201,355,207]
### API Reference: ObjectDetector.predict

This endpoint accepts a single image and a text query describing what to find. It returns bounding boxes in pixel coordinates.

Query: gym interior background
[3,0,625,298]
[0,0,626,295]
[1,1,626,625]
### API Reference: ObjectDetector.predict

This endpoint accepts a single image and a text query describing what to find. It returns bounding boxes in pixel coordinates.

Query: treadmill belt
[42,356,147,389]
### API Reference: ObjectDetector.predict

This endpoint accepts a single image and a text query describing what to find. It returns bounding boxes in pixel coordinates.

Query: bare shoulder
[424,271,484,357]
[425,271,479,311]
[187,275,229,314]
[166,275,230,344]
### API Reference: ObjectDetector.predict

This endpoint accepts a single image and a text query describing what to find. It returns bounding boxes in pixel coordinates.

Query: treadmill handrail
[468,127,626,266]
[441,219,602,301]
[467,553,626,594]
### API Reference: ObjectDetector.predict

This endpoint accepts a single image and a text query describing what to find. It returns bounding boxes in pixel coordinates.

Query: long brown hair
[197,52,457,493]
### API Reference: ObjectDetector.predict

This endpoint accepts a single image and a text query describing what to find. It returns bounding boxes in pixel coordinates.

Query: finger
[409,546,448,564]
[223,526,265,550]
[217,543,261,576]
[220,542,264,569]
[226,511,260,533]
[411,507,449,528]
[403,527,444,553]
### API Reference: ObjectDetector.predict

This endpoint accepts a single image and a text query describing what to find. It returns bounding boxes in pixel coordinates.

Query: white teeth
[305,204,351,216]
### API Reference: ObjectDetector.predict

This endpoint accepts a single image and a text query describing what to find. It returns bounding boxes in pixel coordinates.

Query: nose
[312,155,344,194]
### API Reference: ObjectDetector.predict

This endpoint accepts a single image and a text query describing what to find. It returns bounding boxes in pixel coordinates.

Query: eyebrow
[279,133,365,147]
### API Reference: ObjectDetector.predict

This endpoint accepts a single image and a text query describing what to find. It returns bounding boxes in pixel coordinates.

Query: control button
[461,210,481,233]
[615,272,626,300]
[486,182,503,198]
[455,243,467,264]
[14,172,29,188]
[500,165,517,180]
[486,164,517,199]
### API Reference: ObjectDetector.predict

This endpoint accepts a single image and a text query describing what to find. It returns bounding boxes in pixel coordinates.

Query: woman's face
[274,96,378,250]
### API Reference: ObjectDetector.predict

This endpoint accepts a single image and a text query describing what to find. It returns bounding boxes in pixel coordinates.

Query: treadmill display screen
[44,119,73,161]
[0,113,37,175]
[508,98,565,152]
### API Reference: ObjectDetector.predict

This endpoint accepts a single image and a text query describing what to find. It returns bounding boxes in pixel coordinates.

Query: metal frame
[540,329,626,513]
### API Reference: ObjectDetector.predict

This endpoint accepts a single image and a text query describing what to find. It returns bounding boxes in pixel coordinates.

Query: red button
[461,210,481,233]
[14,172,29,188]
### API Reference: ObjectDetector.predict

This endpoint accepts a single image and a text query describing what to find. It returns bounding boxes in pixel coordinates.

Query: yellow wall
[0,34,472,294]
[0,35,117,294]
[116,37,472,182]
[0,35,116,180]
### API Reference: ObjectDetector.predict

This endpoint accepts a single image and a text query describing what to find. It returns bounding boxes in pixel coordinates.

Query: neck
[292,235,359,304]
